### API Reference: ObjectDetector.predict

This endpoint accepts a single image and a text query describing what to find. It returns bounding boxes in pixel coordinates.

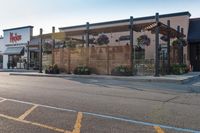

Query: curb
[9,73,200,84]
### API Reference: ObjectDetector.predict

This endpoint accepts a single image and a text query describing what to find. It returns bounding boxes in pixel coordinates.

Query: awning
[4,47,24,55]
[188,18,200,43]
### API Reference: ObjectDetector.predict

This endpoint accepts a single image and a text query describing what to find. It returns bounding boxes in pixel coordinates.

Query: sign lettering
[10,32,22,43]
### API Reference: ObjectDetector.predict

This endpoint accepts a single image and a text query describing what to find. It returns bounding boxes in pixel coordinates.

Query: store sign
[10,32,22,43]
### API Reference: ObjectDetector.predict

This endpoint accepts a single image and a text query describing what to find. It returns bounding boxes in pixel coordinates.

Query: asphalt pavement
[0,72,200,133]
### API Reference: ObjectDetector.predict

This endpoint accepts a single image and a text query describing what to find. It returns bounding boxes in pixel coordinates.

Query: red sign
[10,32,22,43]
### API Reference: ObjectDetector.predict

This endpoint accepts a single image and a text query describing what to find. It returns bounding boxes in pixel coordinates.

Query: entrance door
[190,43,200,71]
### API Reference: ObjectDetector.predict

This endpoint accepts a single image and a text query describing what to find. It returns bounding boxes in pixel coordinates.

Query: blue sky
[0,0,199,35]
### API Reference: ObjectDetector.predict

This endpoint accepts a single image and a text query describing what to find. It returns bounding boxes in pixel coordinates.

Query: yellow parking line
[0,99,6,103]
[0,113,71,133]
[72,112,83,133]
[18,105,38,120]
[154,126,165,133]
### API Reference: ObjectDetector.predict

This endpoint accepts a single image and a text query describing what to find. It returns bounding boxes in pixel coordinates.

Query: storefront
[188,18,200,71]
[2,26,33,69]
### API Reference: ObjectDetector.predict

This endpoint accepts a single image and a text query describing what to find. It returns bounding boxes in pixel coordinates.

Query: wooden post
[86,22,90,47]
[167,20,171,74]
[39,28,43,73]
[130,16,134,74]
[52,26,55,65]
[107,46,109,75]
[68,48,71,74]
[27,41,30,70]
[155,13,160,77]
[177,26,181,64]
[181,28,184,64]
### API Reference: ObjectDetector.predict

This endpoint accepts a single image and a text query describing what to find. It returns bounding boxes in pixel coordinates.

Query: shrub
[45,64,60,74]
[111,66,132,76]
[170,64,189,75]
[74,66,91,75]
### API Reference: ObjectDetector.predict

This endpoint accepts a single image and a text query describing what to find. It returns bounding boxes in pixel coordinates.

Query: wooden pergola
[38,13,185,76]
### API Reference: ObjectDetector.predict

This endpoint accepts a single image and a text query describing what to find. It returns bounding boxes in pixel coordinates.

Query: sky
[0,0,199,35]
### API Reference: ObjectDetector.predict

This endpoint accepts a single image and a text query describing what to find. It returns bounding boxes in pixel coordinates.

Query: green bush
[111,66,132,76]
[45,64,60,74]
[74,66,91,75]
[170,64,189,75]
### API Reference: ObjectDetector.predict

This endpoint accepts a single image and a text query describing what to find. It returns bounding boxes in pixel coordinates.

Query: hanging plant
[97,34,110,45]
[137,35,151,46]
[43,43,52,54]
[172,38,187,47]
[160,35,169,42]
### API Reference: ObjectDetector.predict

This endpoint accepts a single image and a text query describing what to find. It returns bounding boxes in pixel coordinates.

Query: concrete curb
[9,72,200,84]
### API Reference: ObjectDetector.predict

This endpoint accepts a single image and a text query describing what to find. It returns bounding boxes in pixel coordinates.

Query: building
[0,26,33,69]
[188,18,200,71]
[59,12,191,67]
[0,11,199,73]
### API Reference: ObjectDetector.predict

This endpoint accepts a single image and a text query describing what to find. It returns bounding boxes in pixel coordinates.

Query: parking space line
[0,98,6,103]
[0,96,77,113]
[154,126,165,133]
[72,112,83,133]
[1,96,200,133]
[0,113,71,133]
[18,105,38,120]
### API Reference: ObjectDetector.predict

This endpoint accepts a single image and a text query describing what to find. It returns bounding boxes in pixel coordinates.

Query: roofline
[3,26,34,32]
[190,18,200,21]
[59,11,191,30]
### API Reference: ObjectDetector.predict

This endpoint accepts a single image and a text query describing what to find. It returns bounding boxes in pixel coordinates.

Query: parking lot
[1,96,200,133]
[0,73,200,133]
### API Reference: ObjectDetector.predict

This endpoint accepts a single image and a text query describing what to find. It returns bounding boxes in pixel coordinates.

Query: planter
[45,64,60,74]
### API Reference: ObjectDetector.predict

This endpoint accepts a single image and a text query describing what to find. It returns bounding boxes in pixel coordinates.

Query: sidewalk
[9,71,200,84]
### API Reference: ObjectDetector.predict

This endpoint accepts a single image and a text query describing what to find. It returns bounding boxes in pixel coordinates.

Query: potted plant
[45,64,60,74]
[137,35,151,46]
